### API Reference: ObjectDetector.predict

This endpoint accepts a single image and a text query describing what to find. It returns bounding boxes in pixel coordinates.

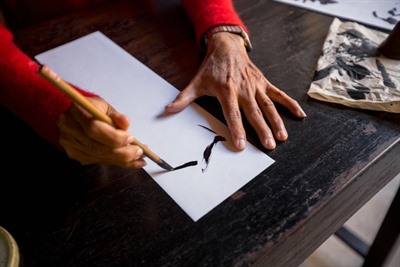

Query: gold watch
[202,25,253,52]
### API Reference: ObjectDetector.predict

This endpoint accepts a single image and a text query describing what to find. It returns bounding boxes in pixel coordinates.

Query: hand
[165,32,306,150]
[57,96,146,169]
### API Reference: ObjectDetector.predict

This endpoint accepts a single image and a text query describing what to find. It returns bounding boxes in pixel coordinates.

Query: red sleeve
[0,23,98,149]
[180,0,247,47]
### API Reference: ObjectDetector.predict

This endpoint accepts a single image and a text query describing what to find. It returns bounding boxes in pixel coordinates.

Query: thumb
[165,85,198,113]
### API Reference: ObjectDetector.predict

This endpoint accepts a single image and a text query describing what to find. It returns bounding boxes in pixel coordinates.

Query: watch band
[202,25,253,52]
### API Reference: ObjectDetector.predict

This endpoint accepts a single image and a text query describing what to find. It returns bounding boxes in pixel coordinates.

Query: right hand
[57,96,147,169]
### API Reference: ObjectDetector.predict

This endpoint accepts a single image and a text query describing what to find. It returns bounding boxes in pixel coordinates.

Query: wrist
[201,25,253,52]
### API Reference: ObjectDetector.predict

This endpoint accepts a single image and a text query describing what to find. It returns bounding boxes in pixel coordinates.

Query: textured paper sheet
[35,31,274,221]
[307,18,400,113]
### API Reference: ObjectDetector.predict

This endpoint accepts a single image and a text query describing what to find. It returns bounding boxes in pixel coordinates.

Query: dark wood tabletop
[1,0,400,266]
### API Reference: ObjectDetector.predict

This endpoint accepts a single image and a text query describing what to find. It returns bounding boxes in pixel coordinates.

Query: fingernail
[237,138,246,150]
[298,109,307,117]
[126,135,135,145]
[278,130,288,140]
[266,138,276,149]
[136,148,143,157]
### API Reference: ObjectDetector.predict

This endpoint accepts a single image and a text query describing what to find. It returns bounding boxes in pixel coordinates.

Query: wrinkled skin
[166,32,306,150]
[58,97,146,169]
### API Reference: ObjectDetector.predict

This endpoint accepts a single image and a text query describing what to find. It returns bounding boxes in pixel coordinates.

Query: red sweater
[0,0,245,148]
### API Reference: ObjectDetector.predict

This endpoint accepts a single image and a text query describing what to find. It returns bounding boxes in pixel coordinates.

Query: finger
[242,96,277,149]
[59,132,105,158]
[108,143,145,163]
[116,158,147,169]
[61,137,145,168]
[103,102,132,131]
[70,104,133,147]
[266,83,306,118]
[72,146,147,169]
[109,111,130,131]
[165,84,199,113]
[256,92,288,143]
[57,111,86,145]
[218,93,247,150]
[85,119,133,147]
[59,119,142,160]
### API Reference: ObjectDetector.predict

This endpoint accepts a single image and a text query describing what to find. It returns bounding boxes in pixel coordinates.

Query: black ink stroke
[375,58,396,88]
[373,8,399,25]
[295,0,338,4]
[173,161,198,171]
[197,124,217,134]
[346,85,370,100]
[202,135,226,173]
[198,125,227,173]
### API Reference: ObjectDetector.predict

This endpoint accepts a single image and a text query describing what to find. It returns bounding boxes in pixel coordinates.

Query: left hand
[165,32,306,151]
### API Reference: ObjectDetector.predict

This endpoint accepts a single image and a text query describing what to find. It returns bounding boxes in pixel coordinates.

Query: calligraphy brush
[37,64,174,171]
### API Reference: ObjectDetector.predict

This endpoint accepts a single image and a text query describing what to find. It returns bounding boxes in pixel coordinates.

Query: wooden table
[1,0,399,266]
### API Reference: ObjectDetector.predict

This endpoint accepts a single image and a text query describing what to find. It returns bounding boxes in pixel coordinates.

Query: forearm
[180,0,246,47]
[0,24,97,148]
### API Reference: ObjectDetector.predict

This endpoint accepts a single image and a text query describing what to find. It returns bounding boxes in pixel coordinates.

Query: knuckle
[290,98,299,106]
[248,108,263,120]
[260,98,274,108]
[227,109,242,121]
[271,117,283,127]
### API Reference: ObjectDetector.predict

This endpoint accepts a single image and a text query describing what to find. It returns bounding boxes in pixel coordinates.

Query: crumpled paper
[307,18,400,113]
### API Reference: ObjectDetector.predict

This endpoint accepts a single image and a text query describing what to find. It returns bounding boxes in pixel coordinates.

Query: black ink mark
[346,86,370,100]
[173,161,198,171]
[202,135,226,173]
[197,125,227,173]
[295,0,338,4]
[337,29,378,59]
[373,8,399,25]
[388,8,400,17]
[338,58,371,80]
[197,124,216,134]
[375,58,396,88]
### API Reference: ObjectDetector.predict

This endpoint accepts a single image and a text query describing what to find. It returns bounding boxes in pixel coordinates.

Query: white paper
[35,31,274,222]
[274,0,399,31]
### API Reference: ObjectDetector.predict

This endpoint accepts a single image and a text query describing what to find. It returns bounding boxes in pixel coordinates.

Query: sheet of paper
[274,0,399,31]
[35,31,274,222]
[307,18,400,113]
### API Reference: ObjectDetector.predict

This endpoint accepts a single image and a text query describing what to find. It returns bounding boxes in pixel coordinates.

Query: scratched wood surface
[1,0,400,266]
